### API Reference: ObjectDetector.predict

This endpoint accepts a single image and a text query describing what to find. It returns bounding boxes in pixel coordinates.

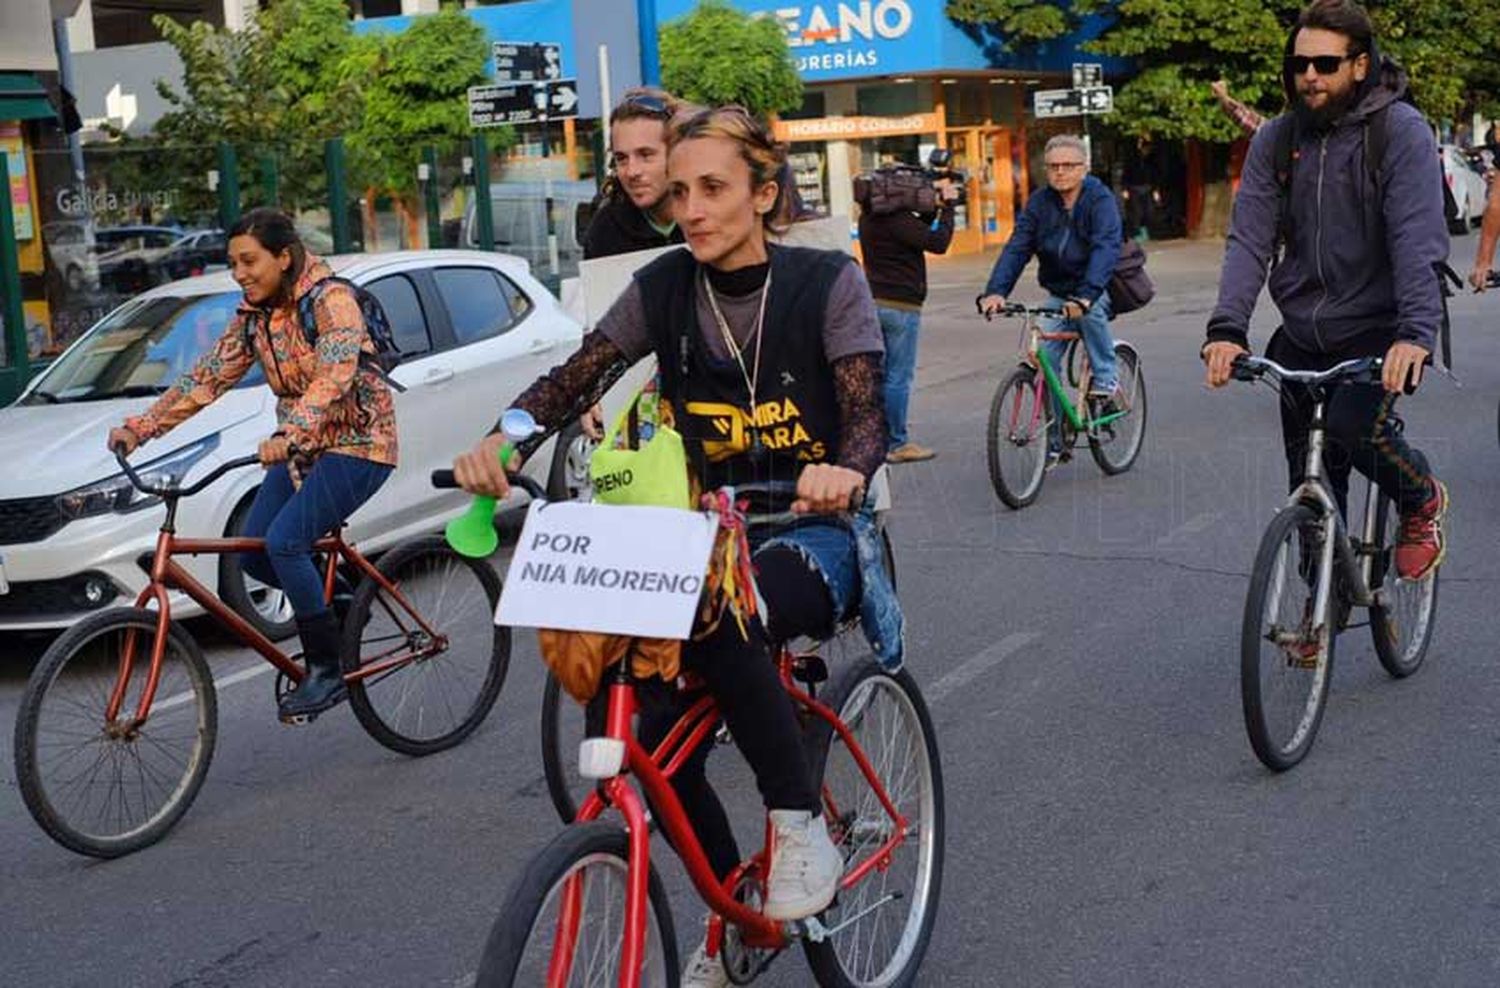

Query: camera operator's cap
[927,148,954,169]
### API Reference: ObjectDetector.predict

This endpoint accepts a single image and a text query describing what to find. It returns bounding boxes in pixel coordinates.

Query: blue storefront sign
[653,0,1125,83]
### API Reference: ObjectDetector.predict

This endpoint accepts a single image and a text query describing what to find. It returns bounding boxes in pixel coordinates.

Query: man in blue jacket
[1202,0,1448,581]
[980,135,1123,464]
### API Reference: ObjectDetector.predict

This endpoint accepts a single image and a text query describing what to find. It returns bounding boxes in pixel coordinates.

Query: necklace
[702,267,772,462]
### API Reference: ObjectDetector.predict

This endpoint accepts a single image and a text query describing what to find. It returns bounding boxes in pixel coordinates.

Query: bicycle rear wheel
[476,821,679,987]
[803,659,944,988]
[1089,342,1147,475]
[13,607,217,857]
[1369,494,1439,678]
[986,365,1050,509]
[1241,503,1335,771]
[343,536,508,756]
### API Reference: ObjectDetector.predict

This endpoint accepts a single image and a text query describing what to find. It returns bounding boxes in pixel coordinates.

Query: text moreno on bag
[593,467,634,495]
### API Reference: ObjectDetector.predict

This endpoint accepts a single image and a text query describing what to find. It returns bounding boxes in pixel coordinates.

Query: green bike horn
[444,409,541,559]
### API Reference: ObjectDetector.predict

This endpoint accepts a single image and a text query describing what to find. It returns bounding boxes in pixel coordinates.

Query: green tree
[660,1,803,117]
[945,0,1073,46]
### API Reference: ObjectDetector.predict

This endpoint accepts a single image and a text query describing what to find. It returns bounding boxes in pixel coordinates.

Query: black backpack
[246,276,407,392]
[1269,101,1463,369]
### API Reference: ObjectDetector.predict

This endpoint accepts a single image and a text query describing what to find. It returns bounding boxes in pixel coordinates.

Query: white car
[1441,144,1488,234]
[0,250,592,637]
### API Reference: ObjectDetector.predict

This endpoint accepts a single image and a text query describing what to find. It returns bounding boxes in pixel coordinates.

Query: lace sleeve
[503,329,636,458]
[832,351,885,481]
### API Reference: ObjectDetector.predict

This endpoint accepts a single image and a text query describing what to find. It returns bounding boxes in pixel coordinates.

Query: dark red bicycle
[13,449,508,858]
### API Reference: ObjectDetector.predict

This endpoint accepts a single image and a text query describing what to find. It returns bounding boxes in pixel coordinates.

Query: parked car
[157,228,228,281]
[94,224,185,294]
[0,250,592,638]
[460,180,596,281]
[1440,144,1487,234]
[41,219,100,294]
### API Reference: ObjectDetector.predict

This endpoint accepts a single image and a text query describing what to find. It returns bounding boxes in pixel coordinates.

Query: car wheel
[218,495,297,641]
[546,421,596,501]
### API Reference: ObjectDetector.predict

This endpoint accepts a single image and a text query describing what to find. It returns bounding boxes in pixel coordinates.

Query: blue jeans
[756,505,904,671]
[239,453,393,618]
[1040,293,1115,454]
[877,305,922,449]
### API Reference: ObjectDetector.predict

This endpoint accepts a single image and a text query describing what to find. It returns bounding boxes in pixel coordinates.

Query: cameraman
[858,163,959,463]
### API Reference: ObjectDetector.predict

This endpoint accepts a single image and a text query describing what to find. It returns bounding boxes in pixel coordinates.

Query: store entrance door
[979,128,1018,247]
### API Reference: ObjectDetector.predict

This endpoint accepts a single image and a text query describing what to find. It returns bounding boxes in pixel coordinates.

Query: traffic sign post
[1031,83,1114,162]
[493,42,562,83]
[468,78,579,128]
[1072,62,1103,89]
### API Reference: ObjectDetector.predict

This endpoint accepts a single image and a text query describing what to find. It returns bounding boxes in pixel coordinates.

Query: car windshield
[22,291,265,404]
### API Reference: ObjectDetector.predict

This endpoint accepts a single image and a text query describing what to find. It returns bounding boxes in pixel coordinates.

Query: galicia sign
[654,0,935,81]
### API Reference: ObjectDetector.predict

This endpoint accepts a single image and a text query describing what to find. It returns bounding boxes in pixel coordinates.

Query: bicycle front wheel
[344,536,508,756]
[1089,342,1147,475]
[476,822,679,987]
[1241,503,1336,771]
[13,607,217,858]
[540,671,595,824]
[986,365,1050,509]
[803,659,944,988]
[1369,494,1439,678]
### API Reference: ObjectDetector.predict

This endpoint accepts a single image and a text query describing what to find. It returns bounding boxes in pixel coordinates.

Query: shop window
[91,0,223,49]
[348,0,402,17]
[943,80,991,127]
[856,82,925,117]
[781,91,827,122]
[988,82,1023,127]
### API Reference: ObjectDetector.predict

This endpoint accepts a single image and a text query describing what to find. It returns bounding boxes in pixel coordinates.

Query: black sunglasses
[621,93,670,117]
[1285,52,1361,75]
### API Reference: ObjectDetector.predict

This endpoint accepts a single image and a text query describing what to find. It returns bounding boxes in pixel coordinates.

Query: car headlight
[57,435,222,520]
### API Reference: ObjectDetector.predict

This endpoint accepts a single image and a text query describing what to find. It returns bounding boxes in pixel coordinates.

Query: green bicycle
[981,300,1148,508]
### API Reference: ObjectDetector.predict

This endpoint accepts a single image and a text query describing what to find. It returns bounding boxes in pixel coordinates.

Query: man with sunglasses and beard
[1203,0,1450,583]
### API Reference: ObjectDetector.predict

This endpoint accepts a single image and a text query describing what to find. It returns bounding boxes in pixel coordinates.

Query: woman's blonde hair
[669,105,790,234]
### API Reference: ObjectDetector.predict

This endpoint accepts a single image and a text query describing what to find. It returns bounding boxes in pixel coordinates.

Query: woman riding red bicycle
[108,207,397,723]
[453,105,898,986]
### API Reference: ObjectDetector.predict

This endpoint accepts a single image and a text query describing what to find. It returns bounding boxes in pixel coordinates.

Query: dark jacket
[858,205,955,307]
[581,193,683,259]
[984,174,1122,305]
[1206,46,1449,355]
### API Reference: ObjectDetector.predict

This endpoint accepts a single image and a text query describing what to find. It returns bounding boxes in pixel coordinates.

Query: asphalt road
[5,231,1500,987]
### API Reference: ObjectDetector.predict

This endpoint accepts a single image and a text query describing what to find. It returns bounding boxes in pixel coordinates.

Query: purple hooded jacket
[1206,44,1449,357]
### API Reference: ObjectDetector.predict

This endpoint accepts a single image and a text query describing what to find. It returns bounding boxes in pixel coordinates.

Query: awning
[0,73,58,123]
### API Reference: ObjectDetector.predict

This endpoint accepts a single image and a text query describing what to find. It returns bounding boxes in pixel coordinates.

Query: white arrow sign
[549,82,578,115]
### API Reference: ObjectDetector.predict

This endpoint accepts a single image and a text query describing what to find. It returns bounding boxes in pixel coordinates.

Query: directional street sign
[493,42,562,83]
[1080,85,1114,114]
[1032,85,1114,119]
[468,78,580,127]
[469,84,543,127]
[1033,88,1082,119]
[1072,62,1103,89]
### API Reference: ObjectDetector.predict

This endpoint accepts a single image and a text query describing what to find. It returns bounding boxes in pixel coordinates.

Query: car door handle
[528,339,557,354]
[422,368,455,385]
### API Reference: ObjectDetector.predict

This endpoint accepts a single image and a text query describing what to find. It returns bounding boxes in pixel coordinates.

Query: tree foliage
[118,0,495,218]
[947,0,1500,140]
[660,1,804,117]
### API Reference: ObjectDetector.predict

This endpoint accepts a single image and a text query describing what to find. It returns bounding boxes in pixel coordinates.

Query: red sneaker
[1395,478,1448,581]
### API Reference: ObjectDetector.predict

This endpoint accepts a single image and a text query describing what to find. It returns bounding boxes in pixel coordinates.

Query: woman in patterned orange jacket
[107,208,397,723]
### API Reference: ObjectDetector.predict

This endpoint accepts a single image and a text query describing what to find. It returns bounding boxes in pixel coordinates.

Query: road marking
[924,631,1041,706]
[156,661,278,712]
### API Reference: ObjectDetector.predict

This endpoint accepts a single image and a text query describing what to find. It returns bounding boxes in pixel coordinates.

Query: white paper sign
[495,501,719,638]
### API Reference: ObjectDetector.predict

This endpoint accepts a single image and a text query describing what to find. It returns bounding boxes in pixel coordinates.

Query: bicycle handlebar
[973,295,1065,320]
[112,447,259,499]
[1231,354,1382,386]
[430,468,547,500]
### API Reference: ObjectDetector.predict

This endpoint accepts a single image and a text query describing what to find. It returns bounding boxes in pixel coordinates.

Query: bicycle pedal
[279,711,318,726]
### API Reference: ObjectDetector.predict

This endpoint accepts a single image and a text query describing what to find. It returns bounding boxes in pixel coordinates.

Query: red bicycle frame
[548,651,911,988]
[104,527,443,729]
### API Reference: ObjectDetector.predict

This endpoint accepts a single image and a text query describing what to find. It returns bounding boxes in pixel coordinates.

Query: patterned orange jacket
[124,256,398,467]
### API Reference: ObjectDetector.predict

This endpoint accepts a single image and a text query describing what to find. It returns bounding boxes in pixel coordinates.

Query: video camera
[853,148,967,216]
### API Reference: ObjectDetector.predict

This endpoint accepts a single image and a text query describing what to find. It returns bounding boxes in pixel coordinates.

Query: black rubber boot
[280,612,347,723]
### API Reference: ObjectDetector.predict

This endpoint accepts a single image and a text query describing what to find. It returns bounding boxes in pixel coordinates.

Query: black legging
[1267,330,1434,519]
[585,544,835,881]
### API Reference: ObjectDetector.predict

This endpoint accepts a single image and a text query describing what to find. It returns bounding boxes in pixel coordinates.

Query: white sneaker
[763,809,843,921]
[681,937,730,988]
